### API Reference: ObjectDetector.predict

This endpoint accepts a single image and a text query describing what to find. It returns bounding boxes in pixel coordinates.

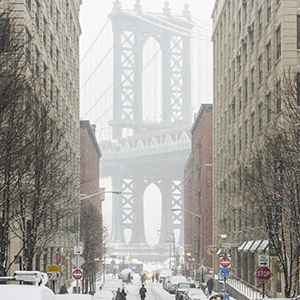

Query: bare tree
[243,70,300,297]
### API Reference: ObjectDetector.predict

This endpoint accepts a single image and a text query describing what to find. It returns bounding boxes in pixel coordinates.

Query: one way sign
[258,255,269,267]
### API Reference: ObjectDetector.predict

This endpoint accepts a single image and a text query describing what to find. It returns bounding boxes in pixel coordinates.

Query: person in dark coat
[120,288,127,300]
[59,284,68,294]
[139,284,147,299]
[116,287,122,300]
[127,272,132,284]
[207,277,214,296]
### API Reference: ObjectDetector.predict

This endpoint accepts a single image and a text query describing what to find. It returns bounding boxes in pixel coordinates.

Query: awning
[241,240,255,252]
[249,240,262,253]
[256,239,269,253]
[237,241,247,252]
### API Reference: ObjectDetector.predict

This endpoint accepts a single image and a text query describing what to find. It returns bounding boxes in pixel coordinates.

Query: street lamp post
[157,229,175,269]
[75,189,121,293]
[172,208,202,269]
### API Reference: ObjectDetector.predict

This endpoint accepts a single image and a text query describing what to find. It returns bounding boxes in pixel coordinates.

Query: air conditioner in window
[235,50,241,57]
[240,38,247,45]
[247,25,254,32]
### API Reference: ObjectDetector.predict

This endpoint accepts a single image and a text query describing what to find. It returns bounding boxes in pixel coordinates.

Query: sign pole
[223,276,226,298]
[262,282,265,298]
[76,254,79,293]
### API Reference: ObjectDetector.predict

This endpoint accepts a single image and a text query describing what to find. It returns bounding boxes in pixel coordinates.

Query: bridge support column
[110,169,125,243]
[130,177,146,244]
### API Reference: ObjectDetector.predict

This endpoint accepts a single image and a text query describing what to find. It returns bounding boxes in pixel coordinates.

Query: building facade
[184,104,213,273]
[1,0,82,290]
[212,0,300,297]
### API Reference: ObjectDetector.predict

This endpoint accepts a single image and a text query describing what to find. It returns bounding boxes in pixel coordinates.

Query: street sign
[221,268,230,277]
[258,255,269,267]
[69,233,78,238]
[47,272,61,281]
[71,256,84,268]
[46,265,61,273]
[256,266,271,283]
[74,246,83,255]
[220,257,231,268]
[72,269,83,280]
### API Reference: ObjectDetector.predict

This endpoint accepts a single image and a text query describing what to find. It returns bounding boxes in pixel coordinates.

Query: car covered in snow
[165,275,188,293]
[175,282,197,300]
[55,295,94,300]
[94,290,116,300]
[0,271,55,300]
[183,289,207,300]
[159,269,172,283]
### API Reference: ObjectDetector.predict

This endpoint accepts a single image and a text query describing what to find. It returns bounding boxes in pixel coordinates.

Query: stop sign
[256,266,271,283]
[220,257,231,268]
[72,269,83,280]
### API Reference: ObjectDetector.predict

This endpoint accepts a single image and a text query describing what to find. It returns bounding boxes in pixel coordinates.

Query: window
[233,59,235,81]
[50,0,53,17]
[233,134,236,157]
[238,89,242,111]
[297,72,300,106]
[243,38,247,62]
[245,120,248,146]
[244,77,248,104]
[250,22,254,50]
[276,80,281,113]
[50,76,53,102]
[232,98,236,120]
[238,55,241,74]
[258,103,263,131]
[43,17,47,45]
[56,88,59,111]
[50,33,53,58]
[267,0,271,22]
[297,16,300,49]
[267,94,271,123]
[276,25,281,60]
[238,9,241,32]
[258,55,262,84]
[26,0,31,10]
[244,2,247,21]
[35,47,39,77]
[251,112,255,139]
[251,67,255,95]
[43,62,47,90]
[56,48,59,71]
[56,7,59,31]
[35,1,39,28]
[267,42,271,72]
[239,127,242,151]
[258,8,262,37]
[25,29,31,64]
[0,19,10,52]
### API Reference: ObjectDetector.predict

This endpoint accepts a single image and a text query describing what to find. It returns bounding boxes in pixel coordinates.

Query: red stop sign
[220,257,231,268]
[256,266,271,283]
[72,269,83,280]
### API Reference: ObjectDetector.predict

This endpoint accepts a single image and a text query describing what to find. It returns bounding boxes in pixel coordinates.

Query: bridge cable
[80,45,113,90]
[89,48,162,123]
[80,19,110,63]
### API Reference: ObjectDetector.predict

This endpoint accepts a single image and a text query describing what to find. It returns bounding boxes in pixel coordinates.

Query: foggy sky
[79,0,215,246]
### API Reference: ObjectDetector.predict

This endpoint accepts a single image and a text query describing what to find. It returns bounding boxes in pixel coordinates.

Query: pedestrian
[155,273,159,283]
[120,287,127,300]
[116,287,122,300]
[140,273,146,285]
[113,269,117,278]
[207,277,214,296]
[59,284,68,294]
[139,284,147,300]
[151,273,155,282]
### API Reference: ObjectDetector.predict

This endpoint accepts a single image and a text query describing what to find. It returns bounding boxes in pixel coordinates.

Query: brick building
[183,104,213,271]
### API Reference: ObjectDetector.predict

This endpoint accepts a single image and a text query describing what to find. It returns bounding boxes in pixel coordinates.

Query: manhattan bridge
[80,0,212,261]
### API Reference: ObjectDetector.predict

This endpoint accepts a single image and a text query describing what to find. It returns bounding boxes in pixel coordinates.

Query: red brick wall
[184,104,213,269]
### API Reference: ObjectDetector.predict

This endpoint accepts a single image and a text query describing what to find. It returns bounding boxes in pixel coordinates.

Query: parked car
[166,275,188,294]
[175,282,197,300]
[159,269,172,283]
[183,289,207,300]
[118,269,133,283]
[94,290,116,300]
[55,295,93,300]
[0,271,55,300]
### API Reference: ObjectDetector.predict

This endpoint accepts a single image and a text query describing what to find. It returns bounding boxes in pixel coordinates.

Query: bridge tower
[101,0,194,259]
